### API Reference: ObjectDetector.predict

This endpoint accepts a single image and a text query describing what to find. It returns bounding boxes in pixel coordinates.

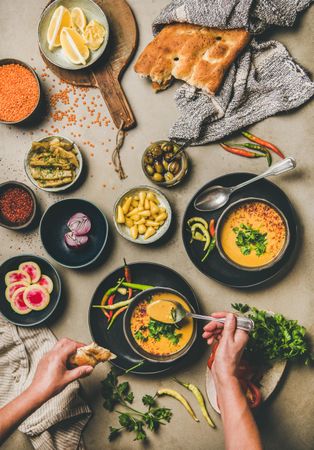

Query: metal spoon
[194,157,296,212]
[150,300,254,332]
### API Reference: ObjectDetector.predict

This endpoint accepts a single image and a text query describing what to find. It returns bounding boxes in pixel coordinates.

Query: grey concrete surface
[0,1,313,449]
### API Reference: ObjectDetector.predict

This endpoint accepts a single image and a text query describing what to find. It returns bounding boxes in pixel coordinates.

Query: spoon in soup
[194,157,296,212]
[147,300,254,332]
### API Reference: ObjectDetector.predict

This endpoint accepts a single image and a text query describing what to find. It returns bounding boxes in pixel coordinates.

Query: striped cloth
[152,0,314,144]
[0,315,92,450]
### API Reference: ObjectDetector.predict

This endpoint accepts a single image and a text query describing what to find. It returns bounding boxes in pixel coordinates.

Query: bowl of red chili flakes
[0,182,37,231]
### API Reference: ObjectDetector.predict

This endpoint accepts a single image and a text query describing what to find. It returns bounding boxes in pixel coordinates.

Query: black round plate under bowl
[0,255,61,326]
[182,173,298,289]
[40,199,109,269]
[89,262,200,375]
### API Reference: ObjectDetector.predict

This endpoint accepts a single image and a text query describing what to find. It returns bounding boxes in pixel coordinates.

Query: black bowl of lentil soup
[0,182,37,231]
[0,59,41,125]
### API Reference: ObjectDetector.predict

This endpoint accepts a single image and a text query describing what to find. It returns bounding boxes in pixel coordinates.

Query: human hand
[29,338,93,402]
[203,313,249,384]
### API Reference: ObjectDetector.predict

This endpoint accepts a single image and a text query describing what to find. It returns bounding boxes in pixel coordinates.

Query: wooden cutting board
[40,0,138,130]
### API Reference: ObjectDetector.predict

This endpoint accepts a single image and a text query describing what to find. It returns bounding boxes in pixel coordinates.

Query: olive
[168,160,180,175]
[162,159,169,171]
[164,152,174,161]
[144,153,154,165]
[150,144,163,159]
[152,172,164,182]
[154,161,164,174]
[164,172,174,182]
[145,164,154,176]
[161,142,174,152]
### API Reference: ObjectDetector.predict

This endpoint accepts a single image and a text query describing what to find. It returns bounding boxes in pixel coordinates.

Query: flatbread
[69,343,116,367]
[134,23,250,94]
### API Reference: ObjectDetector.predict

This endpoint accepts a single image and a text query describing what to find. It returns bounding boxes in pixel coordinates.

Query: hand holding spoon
[147,300,254,332]
[194,157,296,212]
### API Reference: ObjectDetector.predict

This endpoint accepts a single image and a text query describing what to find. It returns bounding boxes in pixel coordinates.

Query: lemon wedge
[47,6,72,50]
[83,20,106,51]
[60,27,89,65]
[71,7,87,32]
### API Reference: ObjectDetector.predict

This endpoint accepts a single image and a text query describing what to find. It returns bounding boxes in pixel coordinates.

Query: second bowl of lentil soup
[216,198,290,271]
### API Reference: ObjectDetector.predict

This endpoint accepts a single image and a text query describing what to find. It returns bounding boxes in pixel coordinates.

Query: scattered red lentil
[0,64,39,122]
[0,187,33,225]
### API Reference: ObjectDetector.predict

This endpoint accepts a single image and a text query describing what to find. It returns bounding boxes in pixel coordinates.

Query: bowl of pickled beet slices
[0,255,61,326]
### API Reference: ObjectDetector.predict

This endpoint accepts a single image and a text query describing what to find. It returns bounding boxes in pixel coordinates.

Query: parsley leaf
[233,223,267,257]
[101,370,172,442]
[147,319,182,345]
[231,304,312,365]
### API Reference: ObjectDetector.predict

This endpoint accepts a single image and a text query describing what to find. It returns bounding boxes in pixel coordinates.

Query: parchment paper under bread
[148,0,314,144]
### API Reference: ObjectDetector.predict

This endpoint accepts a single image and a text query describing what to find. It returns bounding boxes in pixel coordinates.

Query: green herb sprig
[101,370,172,441]
[134,319,182,345]
[232,303,312,365]
[233,224,267,256]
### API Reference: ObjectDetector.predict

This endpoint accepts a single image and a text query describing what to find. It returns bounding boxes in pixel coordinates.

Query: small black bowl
[123,287,197,364]
[40,199,109,269]
[0,181,37,231]
[0,255,61,327]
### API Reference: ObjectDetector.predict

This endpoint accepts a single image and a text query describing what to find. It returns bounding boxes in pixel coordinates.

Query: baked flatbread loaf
[69,343,116,367]
[134,23,250,94]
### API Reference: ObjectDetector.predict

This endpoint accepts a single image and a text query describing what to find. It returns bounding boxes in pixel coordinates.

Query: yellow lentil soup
[130,292,194,357]
[220,201,287,269]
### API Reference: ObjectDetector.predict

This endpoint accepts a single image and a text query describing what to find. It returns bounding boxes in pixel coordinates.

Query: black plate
[0,255,61,326]
[40,199,109,269]
[182,173,298,288]
[89,262,200,375]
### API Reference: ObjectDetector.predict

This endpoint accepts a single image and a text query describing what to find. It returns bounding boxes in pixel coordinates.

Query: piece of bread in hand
[69,343,116,367]
[134,23,250,94]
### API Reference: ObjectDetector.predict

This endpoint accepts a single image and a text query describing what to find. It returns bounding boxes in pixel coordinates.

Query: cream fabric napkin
[0,314,92,450]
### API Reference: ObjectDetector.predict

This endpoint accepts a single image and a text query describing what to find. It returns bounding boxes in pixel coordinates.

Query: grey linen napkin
[152,0,314,144]
[0,315,92,450]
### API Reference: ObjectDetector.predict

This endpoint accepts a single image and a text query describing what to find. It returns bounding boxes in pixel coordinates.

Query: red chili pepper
[107,294,115,320]
[239,379,262,409]
[107,306,128,330]
[241,131,285,159]
[123,258,132,299]
[227,142,272,166]
[207,341,219,370]
[209,219,215,238]
[220,143,263,159]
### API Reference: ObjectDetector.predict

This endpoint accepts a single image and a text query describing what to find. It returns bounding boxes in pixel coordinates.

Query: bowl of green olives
[142,140,188,187]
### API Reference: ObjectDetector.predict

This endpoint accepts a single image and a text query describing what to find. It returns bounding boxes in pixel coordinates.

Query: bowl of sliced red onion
[40,199,109,269]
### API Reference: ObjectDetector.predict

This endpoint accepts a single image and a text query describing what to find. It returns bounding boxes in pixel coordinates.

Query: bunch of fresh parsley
[233,224,267,256]
[232,303,312,365]
[101,369,172,441]
[135,319,183,345]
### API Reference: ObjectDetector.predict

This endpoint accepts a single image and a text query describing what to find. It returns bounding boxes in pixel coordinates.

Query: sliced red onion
[67,212,91,236]
[64,231,89,248]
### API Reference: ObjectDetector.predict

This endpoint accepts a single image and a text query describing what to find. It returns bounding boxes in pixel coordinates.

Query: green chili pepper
[157,388,199,422]
[174,379,215,428]
[201,238,216,262]
[121,282,153,291]
[187,217,208,229]
[93,298,133,311]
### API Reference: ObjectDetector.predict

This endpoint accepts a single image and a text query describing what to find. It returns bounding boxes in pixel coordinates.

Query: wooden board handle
[93,69,136,130]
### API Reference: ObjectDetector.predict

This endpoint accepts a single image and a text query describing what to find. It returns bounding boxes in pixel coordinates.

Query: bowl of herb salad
[123,287,197,363]
[216,197,290,271]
